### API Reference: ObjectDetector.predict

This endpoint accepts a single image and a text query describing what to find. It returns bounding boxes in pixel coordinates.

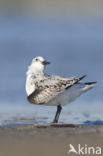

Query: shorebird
[26,56,96,123]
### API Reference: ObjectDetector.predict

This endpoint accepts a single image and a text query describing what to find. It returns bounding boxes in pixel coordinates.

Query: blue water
[0,12,103,126]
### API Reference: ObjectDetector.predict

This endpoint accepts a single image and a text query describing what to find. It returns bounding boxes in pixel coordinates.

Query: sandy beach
[0,124,103,156]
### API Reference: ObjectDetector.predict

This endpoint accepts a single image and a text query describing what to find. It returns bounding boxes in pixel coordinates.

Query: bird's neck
[26,65,44,76]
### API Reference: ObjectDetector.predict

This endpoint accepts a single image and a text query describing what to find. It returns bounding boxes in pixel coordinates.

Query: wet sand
[0,124,103,156]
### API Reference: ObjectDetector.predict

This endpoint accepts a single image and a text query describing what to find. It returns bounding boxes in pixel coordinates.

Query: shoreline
[0,125,103,156]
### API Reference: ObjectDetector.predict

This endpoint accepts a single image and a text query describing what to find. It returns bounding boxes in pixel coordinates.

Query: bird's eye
[35,58,38,61]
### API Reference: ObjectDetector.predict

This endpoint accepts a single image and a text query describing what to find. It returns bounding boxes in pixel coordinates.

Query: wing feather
[27,76,81,104]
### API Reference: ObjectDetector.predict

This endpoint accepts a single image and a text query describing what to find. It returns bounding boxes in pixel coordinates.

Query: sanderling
[26,56,96,123]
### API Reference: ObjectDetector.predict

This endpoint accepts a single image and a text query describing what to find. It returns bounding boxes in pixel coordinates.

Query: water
[0,11,103,126]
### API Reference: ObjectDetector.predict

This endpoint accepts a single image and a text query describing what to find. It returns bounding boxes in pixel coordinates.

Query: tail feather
[85,82,97,85]
[81,81,96,92]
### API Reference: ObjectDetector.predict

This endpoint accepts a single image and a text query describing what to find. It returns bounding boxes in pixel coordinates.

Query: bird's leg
[53,105,62,123]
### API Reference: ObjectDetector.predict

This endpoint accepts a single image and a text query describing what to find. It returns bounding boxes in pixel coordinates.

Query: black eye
[35,58,38,61]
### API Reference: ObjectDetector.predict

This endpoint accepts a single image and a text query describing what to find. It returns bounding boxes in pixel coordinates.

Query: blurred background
[0,0,103,125]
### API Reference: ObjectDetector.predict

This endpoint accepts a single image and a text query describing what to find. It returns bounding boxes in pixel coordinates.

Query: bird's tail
[78,75,97,86]
[81,81,97,92]
[77,75,97,92]
[84,82,97,85]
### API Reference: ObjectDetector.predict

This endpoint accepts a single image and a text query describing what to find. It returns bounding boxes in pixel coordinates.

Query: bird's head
[27,56,50,75]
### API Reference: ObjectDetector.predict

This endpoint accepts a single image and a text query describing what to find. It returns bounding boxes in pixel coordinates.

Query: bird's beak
[42,60,50,65]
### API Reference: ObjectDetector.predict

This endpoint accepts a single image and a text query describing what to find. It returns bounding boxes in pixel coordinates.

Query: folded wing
[27,75,86,104]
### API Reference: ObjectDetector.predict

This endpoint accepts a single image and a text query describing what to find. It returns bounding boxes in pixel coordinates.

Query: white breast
[26,75,35,96]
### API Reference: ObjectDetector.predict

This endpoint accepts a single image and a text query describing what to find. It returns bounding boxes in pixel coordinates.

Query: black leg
[53,105,62,123]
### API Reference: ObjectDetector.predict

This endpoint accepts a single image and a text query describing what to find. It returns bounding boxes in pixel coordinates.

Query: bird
[25,56,96,123]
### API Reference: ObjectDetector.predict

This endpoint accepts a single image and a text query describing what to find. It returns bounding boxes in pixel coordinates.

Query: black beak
[42,60,50,65]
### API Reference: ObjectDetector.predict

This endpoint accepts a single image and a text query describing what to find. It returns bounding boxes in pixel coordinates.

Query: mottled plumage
[27,74,84,104]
